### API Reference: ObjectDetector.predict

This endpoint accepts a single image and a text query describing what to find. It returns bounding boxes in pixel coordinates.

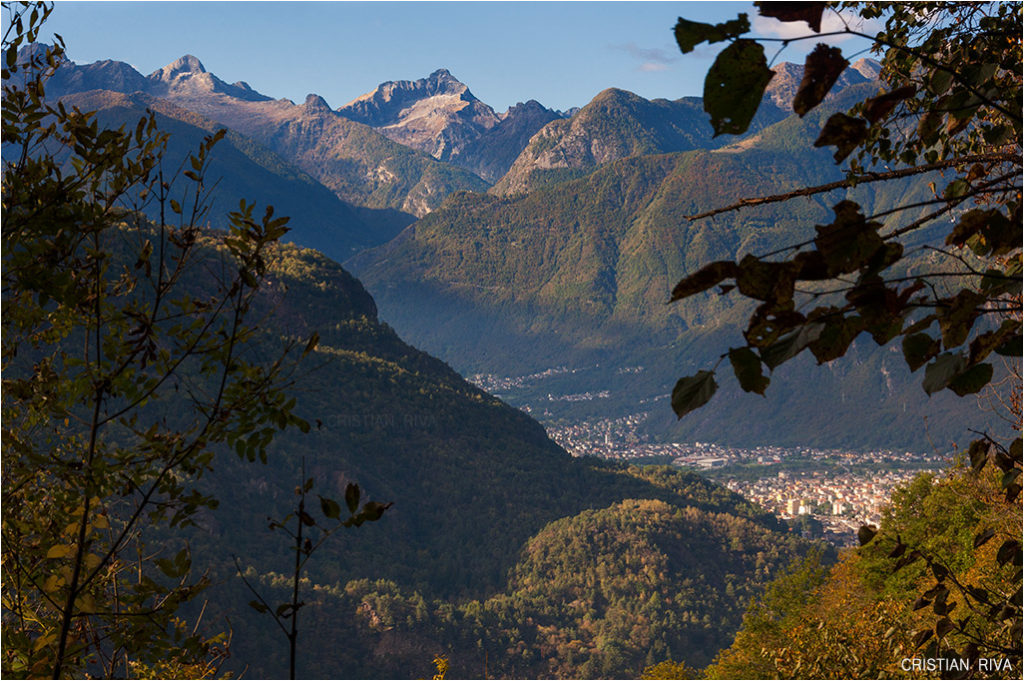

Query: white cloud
[752,8,883,45]
[609,42,679,71]
[639,62,669,72]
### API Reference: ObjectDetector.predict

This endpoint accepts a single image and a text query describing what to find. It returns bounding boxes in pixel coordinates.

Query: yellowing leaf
[33,632,56,652]
[75,594,96,614]
[46,544,74,559]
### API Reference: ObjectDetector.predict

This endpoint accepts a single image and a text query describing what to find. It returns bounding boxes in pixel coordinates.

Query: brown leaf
[794,44,849,116]
[814,113,868,162]
[670,261,739,302]
[756,1,827,32]
[863,85,917,124]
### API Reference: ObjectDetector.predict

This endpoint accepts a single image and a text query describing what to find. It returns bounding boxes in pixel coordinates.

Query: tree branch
[687,152,1019,221]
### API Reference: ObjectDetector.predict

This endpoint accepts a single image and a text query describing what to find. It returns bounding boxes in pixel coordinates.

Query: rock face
[337,69,565,182]
[145,54,272,103]
[337,68,500,161]
[764,58,880,109]
[450,99,563,182]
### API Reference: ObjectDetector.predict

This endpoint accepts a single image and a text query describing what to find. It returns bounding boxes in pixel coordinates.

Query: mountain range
[30,47,995,452]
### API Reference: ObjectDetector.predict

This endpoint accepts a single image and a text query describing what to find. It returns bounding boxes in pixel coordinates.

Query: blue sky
[35,2,878,112]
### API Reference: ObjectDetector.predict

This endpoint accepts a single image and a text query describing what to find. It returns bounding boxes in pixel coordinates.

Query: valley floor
[470,366,949,547]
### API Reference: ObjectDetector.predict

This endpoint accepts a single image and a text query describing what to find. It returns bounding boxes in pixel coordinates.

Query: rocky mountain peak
[427,68,458,84]
[764,59,878,109]
[850,58,882,80]
[502,100,553,119]
[151,54,207,82]
[335,68,502,163]
[303,93,332,111]
[338,68,477,123]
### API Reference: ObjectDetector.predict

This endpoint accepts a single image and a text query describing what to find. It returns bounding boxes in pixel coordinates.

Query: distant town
[537,410,949,545]
[470,364,953,547]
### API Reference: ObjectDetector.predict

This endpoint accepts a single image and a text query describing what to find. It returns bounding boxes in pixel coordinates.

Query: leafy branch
[234,460,390,679]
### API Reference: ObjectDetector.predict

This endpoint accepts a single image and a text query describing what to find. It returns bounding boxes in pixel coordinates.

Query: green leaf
[946,209,1019,256]
[857,525,877,546]
[813,201,885,277]
[298,511,316,527]
[929,68,954,95]
[969,320,1019,364]
[319,495,341,520]
[814,113,868,162]
[808,314,864,364]
[303,331,320,357]
[761,323,824,370]
[703,39,774,137]
[755,1,826,32]
[996,540,1020,566]
[922,353,967,395]
[935,617,955,638]
[995,334,1023,357]
[673,14,750,54]
[357,501,392,522]
[793,44,848,116]
[943,179,970,200]
[669,261,738,302]
[968,440,989,472]
[947,362,993,396]
[728,347,770,395]
[345,483,360,514]
[903,333,940,372]
[248,600,269,614]
[671,370,718,418]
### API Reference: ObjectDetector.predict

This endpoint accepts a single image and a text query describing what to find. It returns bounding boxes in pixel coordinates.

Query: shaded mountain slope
[57,90,413,260]
[274,498,812,679]
[37,50,490,216]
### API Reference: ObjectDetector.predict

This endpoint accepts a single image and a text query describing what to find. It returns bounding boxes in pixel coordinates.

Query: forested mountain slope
[489,58,878,197]
[348,94,990,450]
[180,241,814,678]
